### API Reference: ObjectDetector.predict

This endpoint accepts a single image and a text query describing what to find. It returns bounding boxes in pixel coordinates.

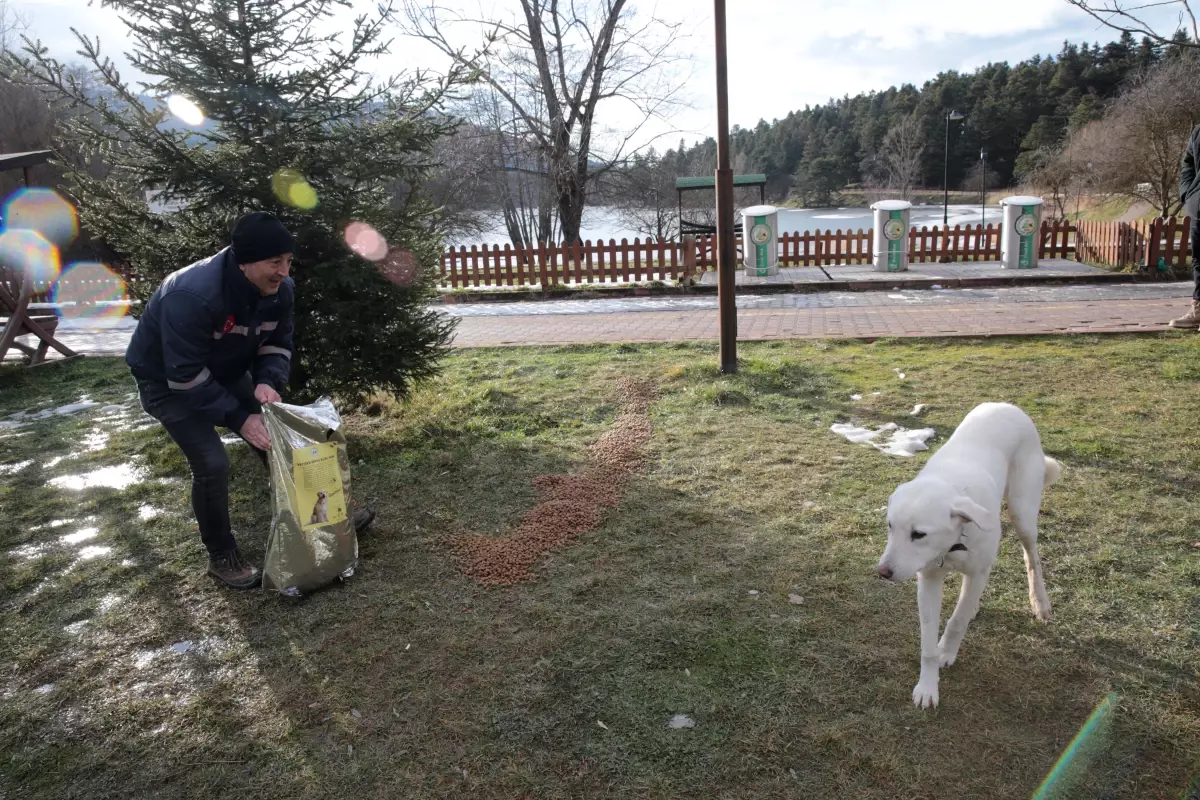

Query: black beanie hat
[231,212,295,264]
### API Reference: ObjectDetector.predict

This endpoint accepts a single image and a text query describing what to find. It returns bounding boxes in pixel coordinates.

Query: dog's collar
[937,538,969,568]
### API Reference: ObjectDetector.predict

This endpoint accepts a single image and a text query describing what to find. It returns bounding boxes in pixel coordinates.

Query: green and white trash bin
[871,200,912,272]
[742,204,779,277]
[1000,195,1044,269]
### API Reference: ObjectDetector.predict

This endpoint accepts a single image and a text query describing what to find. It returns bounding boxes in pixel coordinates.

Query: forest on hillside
[642,30,1194,206]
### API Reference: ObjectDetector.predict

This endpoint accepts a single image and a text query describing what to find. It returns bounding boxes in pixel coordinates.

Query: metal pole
[980,148,986,225]
[943,112,950,226]
[714,0,737,374]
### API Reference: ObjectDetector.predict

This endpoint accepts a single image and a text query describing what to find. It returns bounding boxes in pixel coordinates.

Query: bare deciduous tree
[610,150,677,240]
[1064,55,1200,216]
[1017,142,1089,219]
[1064,0,1199,48]
[399,0,690,244]
[878,114,925,200]
[0,0,29,54]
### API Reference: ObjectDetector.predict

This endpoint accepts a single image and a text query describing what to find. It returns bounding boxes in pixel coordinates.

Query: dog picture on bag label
[310,490,329,525]
[875,402,1061,709]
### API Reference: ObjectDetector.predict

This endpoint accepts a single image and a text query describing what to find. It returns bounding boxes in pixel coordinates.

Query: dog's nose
[877,565,894,580]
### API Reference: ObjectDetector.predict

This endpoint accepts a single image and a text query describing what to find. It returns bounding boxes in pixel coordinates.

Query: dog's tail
[1044,456,1063,487]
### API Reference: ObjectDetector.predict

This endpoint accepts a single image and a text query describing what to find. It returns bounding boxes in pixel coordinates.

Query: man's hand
[254,383,281,404]
[240,414,271,451]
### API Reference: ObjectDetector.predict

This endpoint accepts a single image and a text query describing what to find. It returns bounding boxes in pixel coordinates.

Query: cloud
[13,0,1188,152]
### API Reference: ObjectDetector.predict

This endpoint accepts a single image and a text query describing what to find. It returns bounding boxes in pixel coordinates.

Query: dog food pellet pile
[446,378,657,587]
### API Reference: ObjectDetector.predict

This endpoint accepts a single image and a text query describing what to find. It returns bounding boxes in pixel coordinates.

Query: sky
[9,0,1188,151]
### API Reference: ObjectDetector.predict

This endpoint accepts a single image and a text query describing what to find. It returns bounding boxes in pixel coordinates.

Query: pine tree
[2,0,466,403]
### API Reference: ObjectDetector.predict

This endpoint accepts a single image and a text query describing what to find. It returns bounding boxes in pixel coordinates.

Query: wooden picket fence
[1075,216,1191,270]
[440,219,1079,288]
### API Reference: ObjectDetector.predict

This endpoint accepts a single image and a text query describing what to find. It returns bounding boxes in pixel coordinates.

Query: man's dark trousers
[138,374,267,555]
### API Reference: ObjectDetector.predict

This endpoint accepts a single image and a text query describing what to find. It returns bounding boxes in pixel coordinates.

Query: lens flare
[2,187,79,247]
[378,247,421,287]
[271,169,318,210]
[344,222,387,261]
[166,94,206,126]
[0,228,61,285]
[51,262,130,328]
[1033,692,1118,800]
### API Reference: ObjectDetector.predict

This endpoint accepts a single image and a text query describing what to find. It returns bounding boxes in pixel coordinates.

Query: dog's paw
[1032,597,1052,622]
[938,647,959,668]
[912,681,939,709]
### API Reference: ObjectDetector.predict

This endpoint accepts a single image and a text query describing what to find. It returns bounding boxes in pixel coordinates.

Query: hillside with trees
[648,30,1193,206]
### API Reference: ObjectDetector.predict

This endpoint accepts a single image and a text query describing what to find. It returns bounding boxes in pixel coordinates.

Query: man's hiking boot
[353,507,376,534]
[1170,300,1200,329]
[207,548,261,589]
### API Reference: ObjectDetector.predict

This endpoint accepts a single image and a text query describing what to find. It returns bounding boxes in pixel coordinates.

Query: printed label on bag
[292,441,347,530]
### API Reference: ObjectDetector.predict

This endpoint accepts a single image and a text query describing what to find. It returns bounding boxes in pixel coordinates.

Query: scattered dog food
[447,378,656,586]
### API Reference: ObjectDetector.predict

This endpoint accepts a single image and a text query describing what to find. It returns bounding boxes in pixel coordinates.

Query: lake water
[453,203,1005,247]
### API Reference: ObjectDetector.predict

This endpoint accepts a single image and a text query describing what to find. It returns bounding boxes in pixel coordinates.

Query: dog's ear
[949,496,990,527]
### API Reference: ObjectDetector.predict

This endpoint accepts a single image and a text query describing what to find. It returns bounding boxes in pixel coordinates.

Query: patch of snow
[0,460,32,475]
[911,404,929,416]
[668,714,696,729]
[65,620,90,635]
[97,594,123,613]
[33,684,55,695]
[60,527,99,545]
[31,519,76,531]
[830,423,883,445]
[8,543,49,560]
[54,400,99,416]
[850,394,863,401]
[830,422,935,458]
[43,456,67,469]
[49,464,146,491]
[170,641,195,654]
[76,546,113,561]
[81,430,110,452]
[788,594,805,605]
[99,405,126,414]
[138,505,165,520]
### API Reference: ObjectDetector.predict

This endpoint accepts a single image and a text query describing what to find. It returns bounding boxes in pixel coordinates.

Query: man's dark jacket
[1180,123,1200,220]
[126,247,294,432]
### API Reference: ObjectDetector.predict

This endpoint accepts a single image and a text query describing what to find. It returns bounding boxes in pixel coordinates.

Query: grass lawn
[1,337,1199,799]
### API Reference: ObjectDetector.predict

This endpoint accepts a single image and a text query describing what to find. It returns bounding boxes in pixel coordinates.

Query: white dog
[876,402,1061,709]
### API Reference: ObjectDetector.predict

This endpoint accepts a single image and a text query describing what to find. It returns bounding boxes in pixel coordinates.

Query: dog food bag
[262,397,358,597]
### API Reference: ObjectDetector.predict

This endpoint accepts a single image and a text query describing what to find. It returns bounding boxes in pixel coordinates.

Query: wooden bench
[0,265,81,366]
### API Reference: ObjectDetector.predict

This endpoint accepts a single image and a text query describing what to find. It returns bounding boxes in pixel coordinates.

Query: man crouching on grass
[125,212,374,589]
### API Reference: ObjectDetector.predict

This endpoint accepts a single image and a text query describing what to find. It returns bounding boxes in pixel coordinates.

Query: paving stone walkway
[448,282,1192,347]
[4,282,1192,360]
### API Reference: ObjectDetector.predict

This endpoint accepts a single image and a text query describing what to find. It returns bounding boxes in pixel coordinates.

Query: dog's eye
[910,530,927,540]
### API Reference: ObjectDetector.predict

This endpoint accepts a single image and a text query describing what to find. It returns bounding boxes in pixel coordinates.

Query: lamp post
[943,109,964,226]
[980,147,987,225]
[714,0,736,374]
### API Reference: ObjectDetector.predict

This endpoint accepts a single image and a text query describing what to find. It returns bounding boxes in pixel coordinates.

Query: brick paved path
[448,283,1192,347]
[5,283,1192,359]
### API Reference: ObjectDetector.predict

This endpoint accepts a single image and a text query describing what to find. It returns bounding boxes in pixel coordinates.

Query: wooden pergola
[0,149,81,365]
[0,150,53,189]
[674,173,767,235]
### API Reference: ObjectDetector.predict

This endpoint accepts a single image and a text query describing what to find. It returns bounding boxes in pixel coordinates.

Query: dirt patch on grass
[447,377,656,586]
